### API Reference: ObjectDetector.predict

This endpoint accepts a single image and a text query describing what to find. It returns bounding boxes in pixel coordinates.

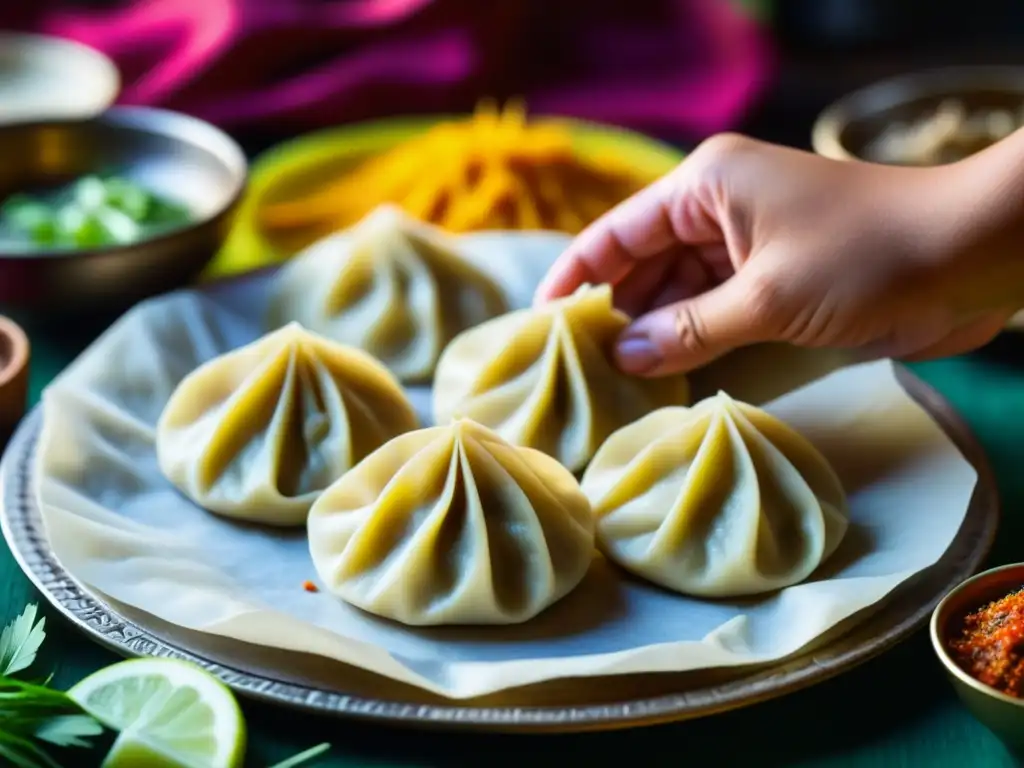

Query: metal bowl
[812,66,1024,163]
[0,106,247,318]
[931,562,1024,751]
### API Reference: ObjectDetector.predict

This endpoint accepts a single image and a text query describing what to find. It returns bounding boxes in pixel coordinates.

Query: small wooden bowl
[931,563,1024,751]
[0,316,29,451]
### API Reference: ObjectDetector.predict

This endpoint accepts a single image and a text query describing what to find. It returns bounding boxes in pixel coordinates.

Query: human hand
[534,133,1024,376]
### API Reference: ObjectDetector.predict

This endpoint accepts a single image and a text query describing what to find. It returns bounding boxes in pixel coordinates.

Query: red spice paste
[949,587,1024,697]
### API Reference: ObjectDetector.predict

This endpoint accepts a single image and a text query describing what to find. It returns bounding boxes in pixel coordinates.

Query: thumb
[614,272,777,376]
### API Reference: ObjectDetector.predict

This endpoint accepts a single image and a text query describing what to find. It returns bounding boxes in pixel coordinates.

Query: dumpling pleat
[455,329,563,451]
[415,448,480,618]
[323,241,375,315]
[463,437,555,619]
[383,243,439,374]
[593,415,704,536]
[731,410,828,583]
[652,414,757,579]
[552,317,598,469]
[201,345,298,502]
[279,357,346,496]
[738,406,849,521]
[490,440,595,599]
[337,433,459,597]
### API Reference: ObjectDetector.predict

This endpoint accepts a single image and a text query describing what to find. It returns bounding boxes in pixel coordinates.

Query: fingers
[534,175,680,305]
[614,249,716,318]
[612,252,675,317]
[614,271,773,376]
[535,133,758,307]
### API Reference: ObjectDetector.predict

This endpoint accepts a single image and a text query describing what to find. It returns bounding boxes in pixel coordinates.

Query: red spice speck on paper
[949,587,1024,697]
[302,580,319,593]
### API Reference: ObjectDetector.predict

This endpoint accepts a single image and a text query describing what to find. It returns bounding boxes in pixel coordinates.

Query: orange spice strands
[949,588,1024,697]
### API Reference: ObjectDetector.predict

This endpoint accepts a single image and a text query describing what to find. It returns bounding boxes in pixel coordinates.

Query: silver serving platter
[0,367,999,733]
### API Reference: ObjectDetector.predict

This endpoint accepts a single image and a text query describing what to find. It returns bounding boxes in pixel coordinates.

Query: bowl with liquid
[811,66,1024,166]
[0,106,247,318]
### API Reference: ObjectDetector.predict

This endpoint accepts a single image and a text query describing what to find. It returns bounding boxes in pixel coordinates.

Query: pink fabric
[8,0,774,139]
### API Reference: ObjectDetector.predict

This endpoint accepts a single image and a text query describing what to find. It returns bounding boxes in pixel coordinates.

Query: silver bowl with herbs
[0,106,247,317]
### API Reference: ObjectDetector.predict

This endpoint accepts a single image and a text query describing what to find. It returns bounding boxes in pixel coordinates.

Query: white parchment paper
[35,229,979,699]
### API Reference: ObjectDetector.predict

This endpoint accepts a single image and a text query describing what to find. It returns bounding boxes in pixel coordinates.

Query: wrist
[917,132,1024,313]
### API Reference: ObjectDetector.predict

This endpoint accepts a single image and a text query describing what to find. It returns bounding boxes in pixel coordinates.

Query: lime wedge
[67,658,246,768]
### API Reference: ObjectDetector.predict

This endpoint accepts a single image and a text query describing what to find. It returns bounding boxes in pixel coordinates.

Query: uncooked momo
[432,283,690,473]
[157,323,418,526]
[267,204,508,382]
[307,418,595,626]
[580,392,849,597]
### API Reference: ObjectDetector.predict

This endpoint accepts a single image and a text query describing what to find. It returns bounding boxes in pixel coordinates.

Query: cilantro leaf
[0,606,46,677]
[34,715,104,748]
[0,604,102,767]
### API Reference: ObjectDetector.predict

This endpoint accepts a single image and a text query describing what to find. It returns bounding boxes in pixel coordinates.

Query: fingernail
[615,333,662,374]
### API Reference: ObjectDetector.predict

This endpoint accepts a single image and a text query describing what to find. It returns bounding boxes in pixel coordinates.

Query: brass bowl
[0,106,247,318]
[812,66,1024,163]
[931,562,1024,750]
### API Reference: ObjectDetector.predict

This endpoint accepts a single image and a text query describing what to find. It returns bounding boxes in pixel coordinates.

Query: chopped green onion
[0,174,193,251]
[73,176,109,210]
[103,176,152,221]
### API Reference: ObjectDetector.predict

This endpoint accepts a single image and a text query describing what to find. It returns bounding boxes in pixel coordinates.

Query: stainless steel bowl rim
[0,105,248,261]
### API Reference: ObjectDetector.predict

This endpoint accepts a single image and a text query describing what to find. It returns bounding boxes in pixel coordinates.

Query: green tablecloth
[5,329,1024,768]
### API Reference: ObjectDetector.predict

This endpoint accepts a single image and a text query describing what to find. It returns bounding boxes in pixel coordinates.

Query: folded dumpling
[267,204,508,383]
[432,283,690,473]
[308,418,595,626]
[580,392,849,597]
[157,322,419,526]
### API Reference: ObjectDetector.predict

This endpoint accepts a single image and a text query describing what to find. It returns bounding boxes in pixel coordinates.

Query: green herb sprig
[0,605,101,767]
[0,604,332,767]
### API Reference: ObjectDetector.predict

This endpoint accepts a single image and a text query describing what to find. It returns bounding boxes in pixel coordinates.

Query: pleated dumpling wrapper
[307,418,596,626]
[580,392,849,598]
[432,283,691,473]
[267,204,508,383]
[157,322,419,526]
